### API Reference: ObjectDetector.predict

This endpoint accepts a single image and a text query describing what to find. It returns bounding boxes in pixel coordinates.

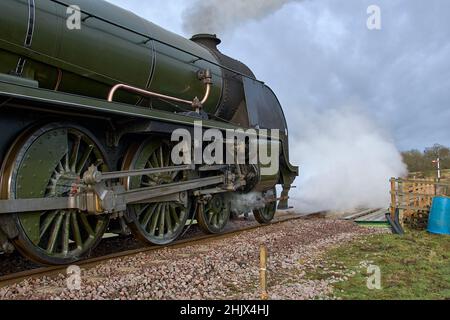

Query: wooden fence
[390,178,450,229]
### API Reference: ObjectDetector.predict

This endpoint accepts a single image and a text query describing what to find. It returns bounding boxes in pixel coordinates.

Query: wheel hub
[211,196,223,212]
[0,124,110,265]
[124,139,190,245]
[48,170,80,197]
[197,194,231,234]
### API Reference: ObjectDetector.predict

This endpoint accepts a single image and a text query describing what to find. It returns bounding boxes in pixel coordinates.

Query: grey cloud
[105,0,448,211]
[106,0,450,150]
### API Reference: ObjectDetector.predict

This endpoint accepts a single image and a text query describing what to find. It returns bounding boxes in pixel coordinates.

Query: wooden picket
[390,178,450,229]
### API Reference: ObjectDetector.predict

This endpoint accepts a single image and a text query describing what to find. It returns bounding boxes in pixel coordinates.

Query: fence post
[390,178,397,221]
[260,245,269,300]
[399,180,405,227]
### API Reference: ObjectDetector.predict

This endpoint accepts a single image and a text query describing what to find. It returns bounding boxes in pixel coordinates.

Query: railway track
[0,212,323,288]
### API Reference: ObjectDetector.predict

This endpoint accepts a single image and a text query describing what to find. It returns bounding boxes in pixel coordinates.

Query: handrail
[107,69,212,109]
[49,0,262,84]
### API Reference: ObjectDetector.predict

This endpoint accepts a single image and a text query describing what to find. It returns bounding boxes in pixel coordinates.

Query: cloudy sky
[105,0,450,151]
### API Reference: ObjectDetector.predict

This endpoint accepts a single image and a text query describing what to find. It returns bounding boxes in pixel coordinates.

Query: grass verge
[305,230,450,300]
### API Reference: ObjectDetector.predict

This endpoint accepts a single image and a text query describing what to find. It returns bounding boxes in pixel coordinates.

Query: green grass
[305,231,450,300]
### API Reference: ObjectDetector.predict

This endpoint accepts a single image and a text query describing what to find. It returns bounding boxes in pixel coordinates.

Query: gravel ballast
[0,218,382,300]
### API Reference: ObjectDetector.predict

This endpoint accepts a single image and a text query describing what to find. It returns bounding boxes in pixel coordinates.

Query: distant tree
[402,149,427,172]
[424,144,450,169]
[402,144,450,173]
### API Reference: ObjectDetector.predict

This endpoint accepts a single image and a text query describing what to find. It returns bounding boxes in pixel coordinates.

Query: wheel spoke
[169,204,181,225]
[61,213,71,255]
[150,153,159,168]
[209,208,217,225]
[159,146,164,167]
[70,134,81,172]
[40,211,58,238]
[76,145,94,174]
[165,204,173,233]
[165,149,170,167]
[71,212,83,249]
[149,204,161,235]
[158,204,166,237]
[140,204,156,230]
[57,161,64,173]
[213,210,219,227]
[171,170,180,181]
[47,212,64,253]
[64,153,70,172]
[137,203,151,218]
[80,214,95,238]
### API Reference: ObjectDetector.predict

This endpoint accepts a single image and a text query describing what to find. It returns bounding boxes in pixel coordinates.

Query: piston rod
[0,175,225,215]
[83,164,195,184]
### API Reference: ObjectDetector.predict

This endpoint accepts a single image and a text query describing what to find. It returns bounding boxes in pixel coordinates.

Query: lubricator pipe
[107,69,213,109]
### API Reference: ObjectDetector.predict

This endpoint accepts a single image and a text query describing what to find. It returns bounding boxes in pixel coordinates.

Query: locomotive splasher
[0,0,298,265]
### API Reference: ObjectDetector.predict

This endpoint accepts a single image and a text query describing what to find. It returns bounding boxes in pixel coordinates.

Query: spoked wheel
[0,124,110,265]
[197,194,231,234]
[253,188,277,224]
[123,139,190,245]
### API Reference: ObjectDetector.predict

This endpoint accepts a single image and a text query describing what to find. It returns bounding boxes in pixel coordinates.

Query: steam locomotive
[0,0,298,265]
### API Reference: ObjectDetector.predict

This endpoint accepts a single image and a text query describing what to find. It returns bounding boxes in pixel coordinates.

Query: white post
[437,158,441,181]
[433,158,441,182]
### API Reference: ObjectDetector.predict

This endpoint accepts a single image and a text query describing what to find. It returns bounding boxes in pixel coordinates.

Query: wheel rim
[0,124,109,265]
[253,188,277,224]
[124,139,190,245]
[198,195,230,234]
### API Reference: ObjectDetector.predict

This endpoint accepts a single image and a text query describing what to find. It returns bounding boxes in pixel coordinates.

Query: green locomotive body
[0,0,298,265]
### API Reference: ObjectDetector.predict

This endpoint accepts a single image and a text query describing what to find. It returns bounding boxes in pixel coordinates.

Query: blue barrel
[428,197,450,235]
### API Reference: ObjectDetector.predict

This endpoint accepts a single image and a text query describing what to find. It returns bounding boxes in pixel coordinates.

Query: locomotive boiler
[0,0,298,265]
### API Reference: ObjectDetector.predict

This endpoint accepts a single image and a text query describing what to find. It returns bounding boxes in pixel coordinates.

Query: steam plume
[182,0,301,35]
[181,0,407,214]
[288,107,407,213]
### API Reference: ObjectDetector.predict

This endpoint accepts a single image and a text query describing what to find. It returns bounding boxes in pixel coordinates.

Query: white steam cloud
[182,0,301,35]
[181,0,407,214]
[289,107,407,213]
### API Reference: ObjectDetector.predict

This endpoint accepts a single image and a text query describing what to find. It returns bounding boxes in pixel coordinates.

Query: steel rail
[0,212,323,288]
